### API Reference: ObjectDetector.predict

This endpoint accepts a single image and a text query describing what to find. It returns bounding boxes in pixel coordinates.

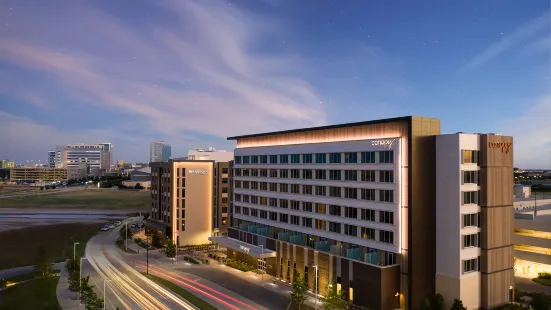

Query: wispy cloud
[461,12,550,73]
[0,0,326,161]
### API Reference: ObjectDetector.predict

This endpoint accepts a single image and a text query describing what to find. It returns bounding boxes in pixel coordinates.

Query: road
[84,220,198,309]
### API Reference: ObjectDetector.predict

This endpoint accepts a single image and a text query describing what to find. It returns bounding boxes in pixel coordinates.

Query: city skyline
[0,1,549,168]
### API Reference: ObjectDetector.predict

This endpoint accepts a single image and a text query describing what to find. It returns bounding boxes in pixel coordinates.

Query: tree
[151,234,161,248]
[134,183,143,189]
[419,298,431,310]
[35,246,54,278]
[66,258,81,292]
[531,293,551,310]
[322,283,349,310]
[451,299,466,310]
[431,293,444,310]
[290,272,308,309]
[165,239,176,258]
[0,278,7,289]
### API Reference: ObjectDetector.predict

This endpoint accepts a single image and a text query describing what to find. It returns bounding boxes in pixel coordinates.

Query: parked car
[131,224,137,228]
[108,224,115,229]
[114,220,121,225]
[101,227,108,231]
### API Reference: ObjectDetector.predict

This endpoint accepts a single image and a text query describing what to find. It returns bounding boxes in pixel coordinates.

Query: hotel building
[146,151,233,246]
[213,116,514,310]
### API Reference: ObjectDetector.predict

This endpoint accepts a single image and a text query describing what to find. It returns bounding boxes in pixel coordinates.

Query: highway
[84,221,198,310]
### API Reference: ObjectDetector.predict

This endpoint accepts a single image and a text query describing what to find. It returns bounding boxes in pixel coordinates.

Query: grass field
[0,277,61,310]
[0,189,150,210]
[0,223,104,270]
[143,273,217,310]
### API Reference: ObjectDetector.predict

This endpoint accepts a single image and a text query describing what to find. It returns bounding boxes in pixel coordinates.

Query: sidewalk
[56,260,80,309]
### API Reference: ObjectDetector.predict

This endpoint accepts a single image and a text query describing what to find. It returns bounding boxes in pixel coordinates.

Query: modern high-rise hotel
[212,116,514,310]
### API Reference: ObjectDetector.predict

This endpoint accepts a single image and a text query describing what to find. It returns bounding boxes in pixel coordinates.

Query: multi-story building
[435,133,514,309]
[52,144,112,179]
[150,141,171,163]
[47,151,56,168]
[188,148,234,162]
[0,160,14,169]
[10,167,67,183]
[145,151,233,246]
[211,116,513,310]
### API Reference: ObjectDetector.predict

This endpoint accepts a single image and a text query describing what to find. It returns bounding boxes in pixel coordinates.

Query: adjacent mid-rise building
[0,160,14,169]
[150,141,172,163]
[47,151,56,168]
[145,149,233,246]
[10,167,67,183]
[206,116,514,310]
[51,143,113,179]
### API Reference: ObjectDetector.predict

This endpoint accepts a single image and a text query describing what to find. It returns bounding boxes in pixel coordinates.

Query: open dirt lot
[0,189,150,210]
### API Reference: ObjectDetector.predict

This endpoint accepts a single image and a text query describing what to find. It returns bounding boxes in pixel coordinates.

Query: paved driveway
[182,268,290,310]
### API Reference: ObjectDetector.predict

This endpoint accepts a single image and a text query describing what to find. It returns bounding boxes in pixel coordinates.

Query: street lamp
[258,245,264,280]
[313,265,318,310]
[125,222,128,251]
[174,231,178,264]
[73,242,80,261]
[103,279,111,310]
[79,257,88,305]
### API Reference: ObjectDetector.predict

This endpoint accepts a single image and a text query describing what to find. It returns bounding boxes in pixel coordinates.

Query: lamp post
[258,245,264,280]
[174,231,178,264]
[125,222,128,251]
[73,242,80,261]
[103,279,111,310]
[146,229,149,275]
[313,265,318,310]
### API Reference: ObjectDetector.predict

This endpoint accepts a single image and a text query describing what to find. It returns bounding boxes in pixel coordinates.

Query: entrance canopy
[208,236,276,258]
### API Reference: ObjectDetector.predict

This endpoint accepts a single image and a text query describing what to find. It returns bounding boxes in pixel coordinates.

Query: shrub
[224,259,253,272]
[538,272,551,279]
[183,255,201,264]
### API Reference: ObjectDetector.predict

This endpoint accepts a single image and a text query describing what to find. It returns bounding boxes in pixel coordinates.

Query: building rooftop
[227,116,415,140]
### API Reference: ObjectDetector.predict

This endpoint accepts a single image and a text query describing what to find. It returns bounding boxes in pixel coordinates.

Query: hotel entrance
[209,236,277,276]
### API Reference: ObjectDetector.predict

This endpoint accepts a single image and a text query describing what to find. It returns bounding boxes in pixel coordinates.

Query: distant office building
[47,151,55,168]
[150,141,172,162]
[0,160,14,169]
[10,167,67,183]
[53,143,113,179]
[117,159,125,167]
[188,148,234,162]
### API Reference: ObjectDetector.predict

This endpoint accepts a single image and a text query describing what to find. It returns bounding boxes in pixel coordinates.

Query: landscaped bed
[533,271,551,286]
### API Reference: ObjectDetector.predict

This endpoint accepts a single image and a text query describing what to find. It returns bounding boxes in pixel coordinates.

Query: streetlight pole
[146,229,149,275]
[103,279,111,310]
[258,245,264,280]
[174,231,178,264]
[73,242,80,261]
[125,222,128,251]
[313,265,318,310]
[79,257,87,305]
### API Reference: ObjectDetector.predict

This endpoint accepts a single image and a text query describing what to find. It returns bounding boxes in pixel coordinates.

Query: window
[315,185,326,196]
[235,156,242,164]
[243,195,250,203]
[316,203,327,214]
[302,202,313,212]
[260,155,268,164]
[361,209,375,221]
[251,169,259,177]
[462,150,480,164]
[242,156,250,164]
[329,170,341,180]
[328,186,341,198]
[315,153,326,164]
[259,197,267,205]
[270,155,278,164]
[345,170,357,181]
[260,182,268,191]
[379,230,394,244]
[269,198,278,207]
[361,151,376,163]
[344,188,358,199]
[379,171,394,183]
[361,188,376,200]
[379,151,394,163]
[260,169,268,177]
[344,224,357,237]
[329,205,341,216]
[269,183,278,192]
[234,194,242,202]
[242,181,250,189]
[462,170,479,185]
[315,219,327,230]
[269,169,278,178]
[361,227,376,240]
[463,257,480,274]
[280,155,289,164]
[462,191,479,205]
[303,154,313,164]
[380,190,394,202]
[269,212,278,221]
[234,180,242,189]
[251,182,259,190]
[251,209,258,217]
[260,210,268,219]
[291,154,301,164]
[344,207,358,219]
[345,152,358,163]
[463,234,479,248]
[222,197,228,203]
[329,153,342,163]
[302,217,313,227]
[303,169,313,179]
[251,156,259,164]
[291,184,300,194]
[329,222,341,233]
[291,200,300,210]
[234,168,242,177]
[463,213,480,227]
[315,169,327,180]
[242,207,250,216]
[302,185,313,195]
[379,211,394,224]
[235,206,241,214]
[291,215,300,225]
[280,169,288,178]
[280,183,289,193]
[361,170,376,182]
[290,169,301,179]
[222,168,228,174]
[279,214,288,223]
[242,169,250,177]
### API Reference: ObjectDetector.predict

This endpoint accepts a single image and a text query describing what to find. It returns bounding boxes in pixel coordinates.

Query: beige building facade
[10,167,67,183]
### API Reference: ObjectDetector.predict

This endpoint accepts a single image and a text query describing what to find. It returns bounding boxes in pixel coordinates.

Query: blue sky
[1,0,549,168]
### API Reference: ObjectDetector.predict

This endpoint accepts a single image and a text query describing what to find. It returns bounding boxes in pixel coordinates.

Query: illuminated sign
[371,139,396,149]
[488,141,512,154]
[240,245,250,254]
[188,169,208,175]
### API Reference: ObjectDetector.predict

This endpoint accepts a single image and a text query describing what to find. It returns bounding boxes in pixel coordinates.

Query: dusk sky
[1,0,549,168]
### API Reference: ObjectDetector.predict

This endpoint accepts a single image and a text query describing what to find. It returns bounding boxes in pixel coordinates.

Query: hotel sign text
[371,139,396,149]
[188,169,208,175]
[488,141,512,154]
[239,245,250,254]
